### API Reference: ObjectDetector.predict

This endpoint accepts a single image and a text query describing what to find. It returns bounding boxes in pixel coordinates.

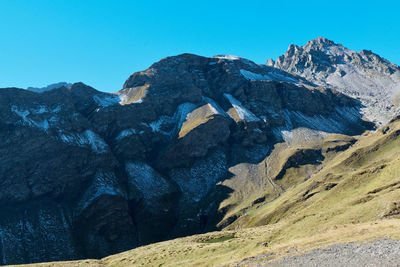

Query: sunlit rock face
[0,46,378,264]
[270,37,400,125]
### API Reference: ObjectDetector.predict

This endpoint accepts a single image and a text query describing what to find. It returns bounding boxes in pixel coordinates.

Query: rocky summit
[269,37,400,125]
[0,38,397,265]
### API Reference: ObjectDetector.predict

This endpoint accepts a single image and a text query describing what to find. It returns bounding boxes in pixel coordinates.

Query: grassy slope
[17,219,400,267]
[217,132,356,227]
[18,119,400,266]
[232,120,400,233]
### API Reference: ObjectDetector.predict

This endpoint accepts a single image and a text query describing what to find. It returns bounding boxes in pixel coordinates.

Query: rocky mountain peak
[271,38,400,125]
[304,36,336,48]
[283,37,340,59]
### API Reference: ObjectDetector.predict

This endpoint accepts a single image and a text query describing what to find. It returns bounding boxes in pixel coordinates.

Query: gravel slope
[244,239,400,267]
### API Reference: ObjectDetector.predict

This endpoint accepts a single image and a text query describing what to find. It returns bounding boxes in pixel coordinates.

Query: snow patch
[240,69,298,83]
[206,103,219,115]
[202,97,228,117]
[148,119,164,132]
[268,71,298,83]
[240,69,272,81]
[214,55,240,60]
[143,102,198,135]
[115,128,137,140]
[31,105,47,114]
[281,107,362,134]
[169,150,227,204]
[93,94,121,108]
[59,130,108,153]
[223,93,260,121]
[30,105,61,114]
[272,106,364,144]
[125,162,170,201]
[78,170,122,212]
[11,106,50,131]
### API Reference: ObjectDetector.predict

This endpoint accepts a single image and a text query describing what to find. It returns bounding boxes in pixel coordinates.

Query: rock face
[0,49,379,265]
[270,37,400,125]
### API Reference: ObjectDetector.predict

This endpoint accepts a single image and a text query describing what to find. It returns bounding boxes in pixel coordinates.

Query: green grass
[200,234,235,244]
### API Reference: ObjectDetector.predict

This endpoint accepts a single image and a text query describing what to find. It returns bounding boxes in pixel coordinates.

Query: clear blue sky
[0,0,399,92]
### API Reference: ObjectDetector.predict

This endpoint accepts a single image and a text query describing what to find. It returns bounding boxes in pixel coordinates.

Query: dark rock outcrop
[0,52,374,265]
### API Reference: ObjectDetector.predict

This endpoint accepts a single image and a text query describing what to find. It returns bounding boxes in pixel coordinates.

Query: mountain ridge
[0,38,397,265]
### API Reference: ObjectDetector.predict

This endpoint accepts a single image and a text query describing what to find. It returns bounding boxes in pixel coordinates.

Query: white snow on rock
[175,103,199,130]
[206,103,218,115]
[141,116,172,134]
[148,118,166,132]
[202,97,229,117]
[271,106,364,145]
[281,106,362,133]
[115,128,137,140]
[11,106,50,131]
[223,93,260,122]
[240,69,298,83]
[11,106,30,123]
[169,150,227,204]
[30,105,61,114]
[143,102,198,135]
[214,55,240,60]
[240,69,272,81]
[59,130,108,153]
[125,162,170,201]
[77,170,123,213]
[93,94,122,108]
[268,71,298,83]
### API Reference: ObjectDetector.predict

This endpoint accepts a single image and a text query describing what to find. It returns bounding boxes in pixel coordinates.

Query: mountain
[22,116,400,266]
[0,38,397,265]
[26,82,72,93]
[268,37,400,125]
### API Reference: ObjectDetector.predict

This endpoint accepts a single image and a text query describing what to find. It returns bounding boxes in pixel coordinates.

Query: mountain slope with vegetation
[1,37,400,265]
[18,108,400,267]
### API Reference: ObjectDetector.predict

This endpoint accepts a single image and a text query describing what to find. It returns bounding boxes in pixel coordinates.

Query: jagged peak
[287,43,299,52]
[266,58,275,66]
[303,37,345,53]
[284,37,337,54]
[308,36,336,46]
